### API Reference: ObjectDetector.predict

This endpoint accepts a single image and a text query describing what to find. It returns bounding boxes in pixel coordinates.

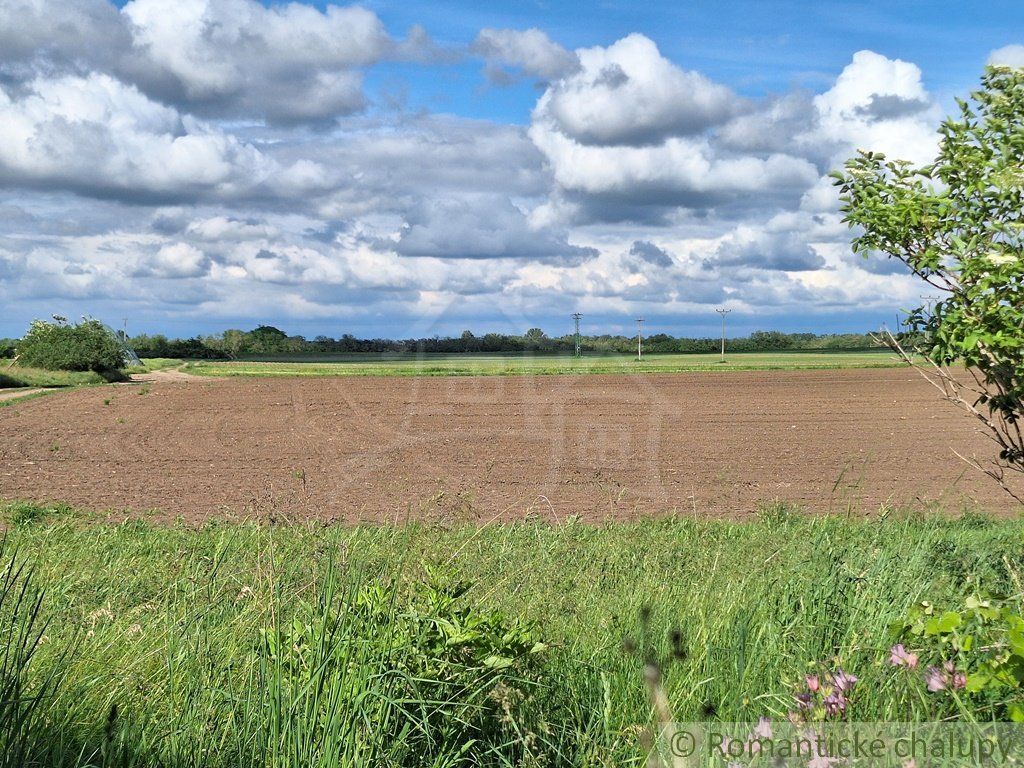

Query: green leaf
[483,654,513,669]
[925,611,962,636]
[966,673,990,693]
[937,611,963,633]
[1009,628,1024,656]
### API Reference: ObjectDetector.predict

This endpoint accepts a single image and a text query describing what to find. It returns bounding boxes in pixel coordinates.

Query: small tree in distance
[834,66,1024,500]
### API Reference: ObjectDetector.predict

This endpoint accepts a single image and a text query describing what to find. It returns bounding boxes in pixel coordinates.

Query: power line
[716,308,731,361]
[571,313,582,358]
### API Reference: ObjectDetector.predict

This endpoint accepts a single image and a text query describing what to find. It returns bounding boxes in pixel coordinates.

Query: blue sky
[1,0,1022,340]
[367,1,1015,120]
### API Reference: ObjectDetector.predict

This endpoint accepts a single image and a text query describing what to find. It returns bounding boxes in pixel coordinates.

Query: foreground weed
[0,539,68,767]
[3,502,71,528]
[255,565,549,767]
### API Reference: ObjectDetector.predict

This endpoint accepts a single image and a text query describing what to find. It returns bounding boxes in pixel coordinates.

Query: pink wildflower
[823,691,847,717]
[926,661,967,692]
[752,717,773,739]
[747,718,773,755]
[889,644,919,669]
[831,669,858,692]
[925,666,947,692]
[806,674,820,692]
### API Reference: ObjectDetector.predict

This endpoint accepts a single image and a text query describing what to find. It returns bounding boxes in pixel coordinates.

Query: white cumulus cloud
[0,0,405,125]
[537,34,739,147]
[0,73,276,199]
[472,28,579,83]
[141,242,210,278]
[989,45,1024,68]
[122,0,390,123]
[810,50,940,165]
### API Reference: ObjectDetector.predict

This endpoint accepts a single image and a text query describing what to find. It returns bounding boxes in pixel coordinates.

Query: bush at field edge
[16,317,125,373]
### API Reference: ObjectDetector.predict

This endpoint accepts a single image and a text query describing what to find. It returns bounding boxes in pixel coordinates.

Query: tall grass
[0,360,179,390]
[0,367,114,389]
[1,503,1022,766]
[0,538,66,767]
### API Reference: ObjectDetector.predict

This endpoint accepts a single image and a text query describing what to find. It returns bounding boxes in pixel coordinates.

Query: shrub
[258,571,548,766]
[17,317,125,372]
[889,596,1024,721]
[835,65,1024,497]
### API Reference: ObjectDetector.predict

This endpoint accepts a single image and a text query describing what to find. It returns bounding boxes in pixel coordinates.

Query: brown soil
[1,369,1019,522]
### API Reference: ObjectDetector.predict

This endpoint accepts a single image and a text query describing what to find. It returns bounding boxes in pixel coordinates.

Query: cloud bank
[0,0,1015,337]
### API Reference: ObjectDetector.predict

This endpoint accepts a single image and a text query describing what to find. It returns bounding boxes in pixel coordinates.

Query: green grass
[0,365,115,389]
[0,389,59,408]
[1,502,1021,766]
[133,358,184,373]
[0,359,180,390]
[186,350,905,379]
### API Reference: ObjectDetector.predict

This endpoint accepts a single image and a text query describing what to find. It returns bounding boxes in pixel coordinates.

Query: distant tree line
[106,325,885,360]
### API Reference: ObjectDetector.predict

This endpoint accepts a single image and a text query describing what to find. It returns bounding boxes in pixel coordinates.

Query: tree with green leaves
[17,316,125,372]
[834,66,1024,500]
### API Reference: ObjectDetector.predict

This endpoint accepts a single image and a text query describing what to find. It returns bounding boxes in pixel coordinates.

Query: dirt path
[1,369,1019,522]
[0,388,45,403]
[129,367,214,383]
[0,367,211,405]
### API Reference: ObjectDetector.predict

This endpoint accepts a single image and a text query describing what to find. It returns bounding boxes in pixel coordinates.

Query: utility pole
[571,313,582,358]
[716,308,731,361]
[635,318,645,360]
